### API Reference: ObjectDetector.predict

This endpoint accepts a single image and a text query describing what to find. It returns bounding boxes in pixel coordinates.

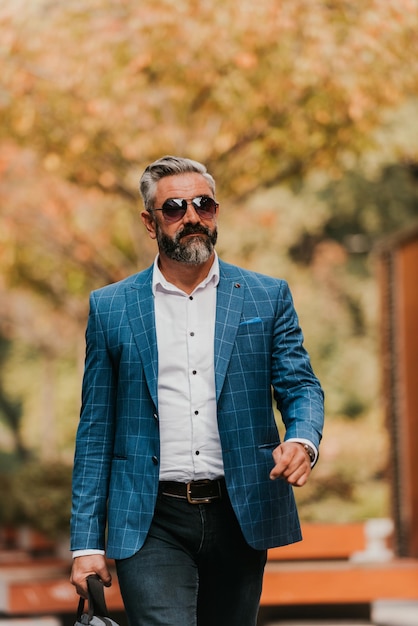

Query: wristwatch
[301,443,315,463]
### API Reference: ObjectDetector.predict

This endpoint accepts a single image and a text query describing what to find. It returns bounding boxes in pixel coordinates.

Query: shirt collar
[152,252,220,296]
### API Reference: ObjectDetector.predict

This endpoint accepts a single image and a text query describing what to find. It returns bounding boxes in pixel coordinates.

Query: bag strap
[87,575,109,617]
[76,575,110,621]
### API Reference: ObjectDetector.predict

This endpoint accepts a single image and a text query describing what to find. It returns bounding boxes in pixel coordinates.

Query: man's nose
[182,200,200,223]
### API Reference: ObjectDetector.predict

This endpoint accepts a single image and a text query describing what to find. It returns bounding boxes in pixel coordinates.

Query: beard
[156,222,218,265]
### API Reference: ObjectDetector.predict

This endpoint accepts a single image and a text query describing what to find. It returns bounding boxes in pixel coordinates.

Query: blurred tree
[1,0,418,340]
[0,0,418,465]
[289,161,418,265]
[1,0,416,518]
[8,460,73,540]
[0,336,29,460]
[1,0,417,193]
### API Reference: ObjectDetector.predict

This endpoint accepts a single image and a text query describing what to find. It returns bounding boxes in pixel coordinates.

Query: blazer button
[153,413,159,421]
[152,456,159,465]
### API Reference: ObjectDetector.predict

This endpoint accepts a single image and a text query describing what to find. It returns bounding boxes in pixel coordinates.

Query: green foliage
[321,163,418,247]
[0,336,29,460]
[296,412,391,522]
[3,460,73,540]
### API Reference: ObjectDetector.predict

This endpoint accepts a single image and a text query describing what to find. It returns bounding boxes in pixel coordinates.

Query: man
[70,155,324,626]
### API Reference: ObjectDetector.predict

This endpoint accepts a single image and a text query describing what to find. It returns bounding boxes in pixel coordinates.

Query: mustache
[177,224,212,239]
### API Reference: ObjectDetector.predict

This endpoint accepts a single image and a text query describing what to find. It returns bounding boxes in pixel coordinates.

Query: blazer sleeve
[70,292,117,551]
[271,281,324,448]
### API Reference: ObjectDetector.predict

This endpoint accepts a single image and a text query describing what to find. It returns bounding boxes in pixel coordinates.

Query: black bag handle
[77,575,110,621]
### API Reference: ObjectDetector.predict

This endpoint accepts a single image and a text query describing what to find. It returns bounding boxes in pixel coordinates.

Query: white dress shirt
[153,253,224,481]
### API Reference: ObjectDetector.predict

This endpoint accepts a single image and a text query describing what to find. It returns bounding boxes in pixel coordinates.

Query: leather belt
[159,478,225,504]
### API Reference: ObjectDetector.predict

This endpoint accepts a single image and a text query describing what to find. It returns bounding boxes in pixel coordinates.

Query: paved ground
[264,622,372,625]
[264,603,418,626]
[262,599,418,626]
[372,599,418,625]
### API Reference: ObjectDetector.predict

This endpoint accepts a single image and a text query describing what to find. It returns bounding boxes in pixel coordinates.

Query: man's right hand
[70,554,112,598]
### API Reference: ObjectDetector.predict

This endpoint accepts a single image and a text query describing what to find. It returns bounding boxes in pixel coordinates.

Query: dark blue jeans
[116,489,267,626]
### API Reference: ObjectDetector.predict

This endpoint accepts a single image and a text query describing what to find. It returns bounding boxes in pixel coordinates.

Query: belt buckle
[186,480,219,504]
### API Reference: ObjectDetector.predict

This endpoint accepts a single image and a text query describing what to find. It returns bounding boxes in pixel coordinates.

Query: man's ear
[141,210,157,240]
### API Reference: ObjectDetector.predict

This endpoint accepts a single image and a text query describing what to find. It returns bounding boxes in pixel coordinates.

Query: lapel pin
[234,283,241,288]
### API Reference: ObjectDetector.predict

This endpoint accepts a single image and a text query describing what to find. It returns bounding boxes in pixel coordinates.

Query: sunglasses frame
[153,196,219,223]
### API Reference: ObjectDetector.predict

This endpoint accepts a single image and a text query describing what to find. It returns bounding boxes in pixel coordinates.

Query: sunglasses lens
[192,197,218,217]
[161,199,187,222]
[159,197,217,222]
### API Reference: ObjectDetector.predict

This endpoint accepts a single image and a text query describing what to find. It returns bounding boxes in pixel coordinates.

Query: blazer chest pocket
[236,317,263,335]
[235,318,268,360]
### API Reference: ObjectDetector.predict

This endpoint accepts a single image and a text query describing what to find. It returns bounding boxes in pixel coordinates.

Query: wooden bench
[261,522,418,607]
[267,522,366,561]
[1,523,418,614]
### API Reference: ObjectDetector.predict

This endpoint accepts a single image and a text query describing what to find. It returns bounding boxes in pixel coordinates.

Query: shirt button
[189,296,193,300]
[190,332,195,336]
[195,451,200,455]
[192,370,197,375]
[194,410,199,415]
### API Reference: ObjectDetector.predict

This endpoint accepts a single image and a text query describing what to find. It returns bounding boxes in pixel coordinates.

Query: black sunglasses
[153,196,218,223]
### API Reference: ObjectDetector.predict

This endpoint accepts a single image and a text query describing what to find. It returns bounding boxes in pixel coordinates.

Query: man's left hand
[270,442,312,486]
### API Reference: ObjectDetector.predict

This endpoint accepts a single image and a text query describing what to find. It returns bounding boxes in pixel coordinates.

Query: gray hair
[139,155,216,211]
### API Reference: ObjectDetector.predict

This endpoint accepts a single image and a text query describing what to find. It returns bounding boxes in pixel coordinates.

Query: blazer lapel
[214,272,244,400]
[125,267,159,408]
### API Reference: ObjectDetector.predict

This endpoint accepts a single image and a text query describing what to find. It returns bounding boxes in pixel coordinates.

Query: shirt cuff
[72,549,106,559]
[285,437,318,466]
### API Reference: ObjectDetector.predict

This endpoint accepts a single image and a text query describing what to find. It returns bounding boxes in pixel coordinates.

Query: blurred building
[376,221,418,558]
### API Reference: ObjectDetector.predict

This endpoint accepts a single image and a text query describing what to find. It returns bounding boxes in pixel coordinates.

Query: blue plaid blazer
[71,260,324,560]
